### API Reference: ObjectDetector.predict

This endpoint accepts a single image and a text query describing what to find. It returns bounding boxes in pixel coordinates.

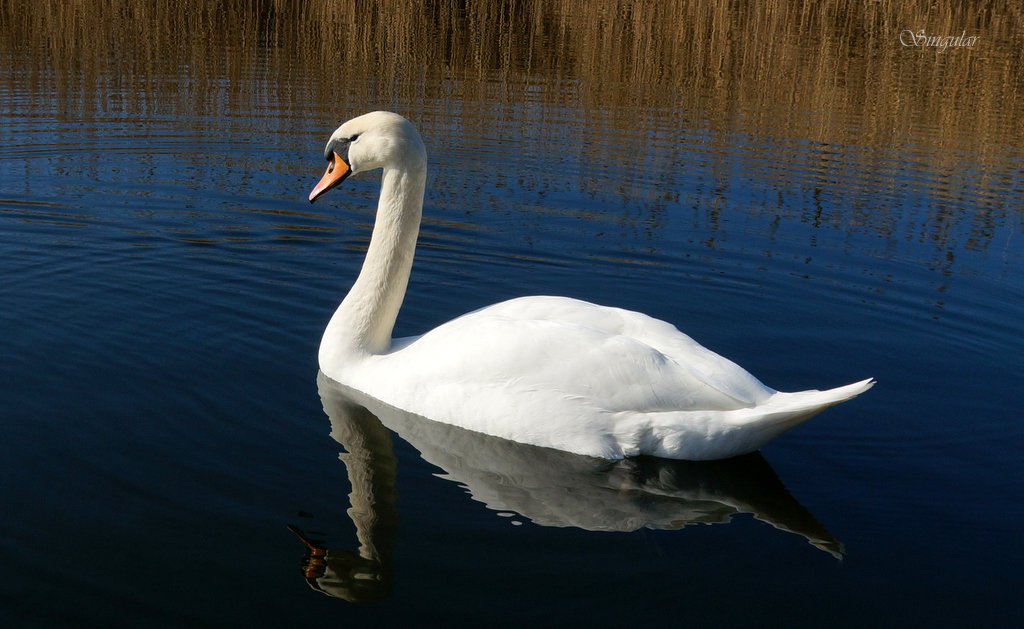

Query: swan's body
[309,111,873,460]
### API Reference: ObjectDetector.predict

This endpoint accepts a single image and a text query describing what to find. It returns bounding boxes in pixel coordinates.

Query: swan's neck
[323,164,425,359]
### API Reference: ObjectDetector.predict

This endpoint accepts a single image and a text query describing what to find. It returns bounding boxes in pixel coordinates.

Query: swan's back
[470,297,776,406]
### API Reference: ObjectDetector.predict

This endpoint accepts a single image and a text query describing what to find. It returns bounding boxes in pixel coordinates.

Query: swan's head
[309,111,426,203]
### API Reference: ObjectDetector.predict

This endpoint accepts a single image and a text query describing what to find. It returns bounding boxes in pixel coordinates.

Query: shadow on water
[297,372,844,603]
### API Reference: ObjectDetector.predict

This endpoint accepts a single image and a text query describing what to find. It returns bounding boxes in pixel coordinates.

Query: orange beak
[309,151,351,202]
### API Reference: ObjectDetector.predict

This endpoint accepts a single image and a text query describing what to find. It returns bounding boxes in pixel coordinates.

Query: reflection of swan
[309,111,873,460]
[316,373,844,559]
[288,388,399,603]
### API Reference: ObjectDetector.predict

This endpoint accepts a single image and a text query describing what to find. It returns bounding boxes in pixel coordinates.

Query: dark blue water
[3,26,1024,629]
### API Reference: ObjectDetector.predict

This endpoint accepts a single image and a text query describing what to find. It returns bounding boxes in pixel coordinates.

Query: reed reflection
[5,0,1020,275]
[6,0,1021,157]
[299,372,844,601]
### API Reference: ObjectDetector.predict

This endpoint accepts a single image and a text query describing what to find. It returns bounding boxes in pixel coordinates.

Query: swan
[308,111,873,461]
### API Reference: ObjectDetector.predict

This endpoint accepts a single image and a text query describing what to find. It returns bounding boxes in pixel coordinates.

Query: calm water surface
[2,2,1023,627]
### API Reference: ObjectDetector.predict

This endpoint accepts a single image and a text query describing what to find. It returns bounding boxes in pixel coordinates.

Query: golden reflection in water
[4,0,1021,152]
[3,0,1020,263]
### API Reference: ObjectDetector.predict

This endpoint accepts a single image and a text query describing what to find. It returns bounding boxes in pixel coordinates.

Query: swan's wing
[445,296,775,405]
[374,296,773,415]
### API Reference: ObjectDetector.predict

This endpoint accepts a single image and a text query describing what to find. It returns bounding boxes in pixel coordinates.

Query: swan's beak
[309,151,351,203]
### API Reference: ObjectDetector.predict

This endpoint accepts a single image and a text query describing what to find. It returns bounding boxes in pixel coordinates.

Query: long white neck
[321,163,426,361]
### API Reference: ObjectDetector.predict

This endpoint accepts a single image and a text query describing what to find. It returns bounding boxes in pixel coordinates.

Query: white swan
[309,111,873,461]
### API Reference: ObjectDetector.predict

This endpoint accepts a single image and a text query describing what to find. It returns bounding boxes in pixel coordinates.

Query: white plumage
[309,111,873,460]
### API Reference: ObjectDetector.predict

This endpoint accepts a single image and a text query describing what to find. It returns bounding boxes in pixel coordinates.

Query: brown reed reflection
[3,0,1020,263]
[4,0,1021,149]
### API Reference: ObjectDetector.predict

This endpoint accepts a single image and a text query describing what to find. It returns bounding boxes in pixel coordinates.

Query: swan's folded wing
[435,296,775,407]
[368,300,765,416]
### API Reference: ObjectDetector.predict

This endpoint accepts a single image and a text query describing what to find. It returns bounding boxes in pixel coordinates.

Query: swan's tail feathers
[757,377,875,428]
[642,378,874,460]
[795,377,875,407]
[723,378,875,455]
[770,377,874,414]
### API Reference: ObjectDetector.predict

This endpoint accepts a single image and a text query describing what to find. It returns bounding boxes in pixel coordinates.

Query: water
[2,2,1023,626]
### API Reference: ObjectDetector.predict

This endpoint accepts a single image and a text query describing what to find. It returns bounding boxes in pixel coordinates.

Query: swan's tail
[750,377,875,434]
[778,377,876,409]
[643,378,875,460]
